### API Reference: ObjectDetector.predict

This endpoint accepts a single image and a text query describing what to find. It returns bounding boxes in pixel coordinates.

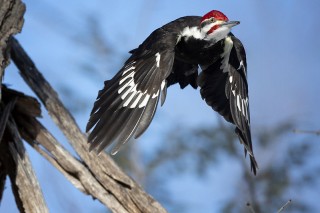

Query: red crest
[201,10,229,23]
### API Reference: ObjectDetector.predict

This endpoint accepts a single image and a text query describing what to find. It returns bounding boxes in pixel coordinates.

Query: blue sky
[2,0,320,212]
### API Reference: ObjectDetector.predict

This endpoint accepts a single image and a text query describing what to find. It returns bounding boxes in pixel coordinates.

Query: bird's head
[200,10,240,42]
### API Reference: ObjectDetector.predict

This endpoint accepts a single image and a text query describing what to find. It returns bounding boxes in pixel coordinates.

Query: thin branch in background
[246,202,256,213]
[277,200,292,213]
[293,129,320,136]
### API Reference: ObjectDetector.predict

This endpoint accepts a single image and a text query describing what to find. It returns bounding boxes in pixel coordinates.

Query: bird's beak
[220,21,240,28]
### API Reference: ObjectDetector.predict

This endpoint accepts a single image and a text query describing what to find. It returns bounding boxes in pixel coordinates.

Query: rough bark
[0,91,48,212]
[0,0,167,211]
[0,0,25,99]
[18,111,128,212]
[10,37,167,213]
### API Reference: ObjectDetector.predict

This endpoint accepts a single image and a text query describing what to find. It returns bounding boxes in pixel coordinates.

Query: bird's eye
[210,17,215,22]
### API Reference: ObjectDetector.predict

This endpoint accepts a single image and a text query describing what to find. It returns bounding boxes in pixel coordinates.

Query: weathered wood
[0,96,16,204]
[1,87,48,212]
[0,4,25,203]
[0,0,25,99]
[0,116,49,213]
[18,116,128,213]
[4,87,124,212]
[1,0,166,212]
[10,37,167,213]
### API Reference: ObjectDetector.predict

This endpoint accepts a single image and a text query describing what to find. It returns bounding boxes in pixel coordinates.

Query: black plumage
[87,10,258,174]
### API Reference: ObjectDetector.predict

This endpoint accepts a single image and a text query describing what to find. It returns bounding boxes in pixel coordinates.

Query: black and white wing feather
[198,35,258,174]
[86,32,176,154]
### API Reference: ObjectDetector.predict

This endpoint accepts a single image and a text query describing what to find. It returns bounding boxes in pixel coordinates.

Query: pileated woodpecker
[87,10,258,174]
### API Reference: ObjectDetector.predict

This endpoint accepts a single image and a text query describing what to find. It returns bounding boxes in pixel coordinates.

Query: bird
[86,10,258,174]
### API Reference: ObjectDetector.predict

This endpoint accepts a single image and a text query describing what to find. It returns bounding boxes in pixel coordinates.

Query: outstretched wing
[198,35,258,174]
[86,39,175,154]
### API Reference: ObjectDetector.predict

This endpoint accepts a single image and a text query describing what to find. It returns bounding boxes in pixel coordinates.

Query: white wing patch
[241,96,249,122]
[118,63,147,108]
[139,94,150,108]
[117,62,166,109]
[233,59,249,121]
[155,52,161,68]
[231,86,249,122]
[122,64,135,75]
[220,36,233,73]
[237,60,246,77]
[229,75,233,83]
[161,80,166,90]
[151,79,166,99]
[236,95,241,112]
[152,91,159,99]
[242,97,249,120]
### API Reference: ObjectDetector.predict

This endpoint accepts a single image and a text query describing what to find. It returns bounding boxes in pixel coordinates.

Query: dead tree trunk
[0,0,167,212]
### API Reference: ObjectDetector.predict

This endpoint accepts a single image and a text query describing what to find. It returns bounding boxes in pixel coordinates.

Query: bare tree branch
[0,95,16,203]
[0,0,25,99]
[10,37,167,213]
[0,96,16,203]
[0,116,48,213]
[17,112,128,212]
[0,96,15,202]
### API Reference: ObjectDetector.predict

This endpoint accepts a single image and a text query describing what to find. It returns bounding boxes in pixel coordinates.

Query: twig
[277,199,291,213]
[293,129,320,136]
